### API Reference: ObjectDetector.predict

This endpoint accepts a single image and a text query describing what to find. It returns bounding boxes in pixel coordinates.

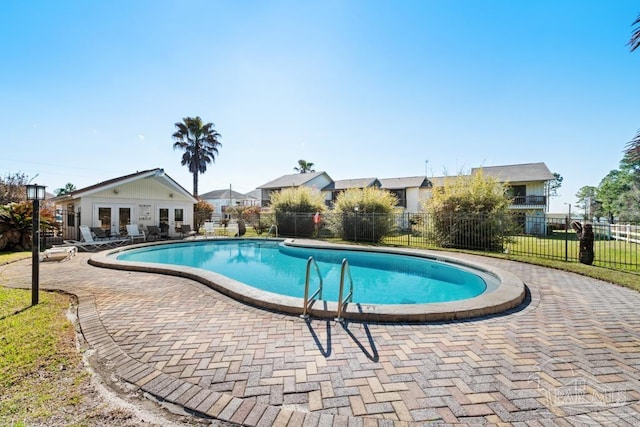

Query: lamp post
[26,184,46,305]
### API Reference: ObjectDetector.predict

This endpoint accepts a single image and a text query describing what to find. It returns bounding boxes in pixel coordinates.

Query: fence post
[407,212,410,246]
[565,216,569,262]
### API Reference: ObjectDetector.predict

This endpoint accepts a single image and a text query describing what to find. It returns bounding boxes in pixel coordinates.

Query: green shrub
[270,187,325,237]
[330,188,397,243]
[423,170,513,251]
[0,202,58,251]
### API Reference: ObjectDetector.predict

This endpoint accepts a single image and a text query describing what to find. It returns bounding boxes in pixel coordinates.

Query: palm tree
[172,116,222,198]
[294,159,315,174]
[627,15,640,171]
[54,183,76,196]
[629,14,640,52]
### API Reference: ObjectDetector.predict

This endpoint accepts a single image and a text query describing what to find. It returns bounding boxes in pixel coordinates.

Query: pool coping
[89,238,526,322]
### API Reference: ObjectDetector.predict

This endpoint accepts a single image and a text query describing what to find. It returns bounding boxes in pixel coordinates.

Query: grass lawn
[0,252,157,426]
[0,285,87,426]
[506,232,639,273]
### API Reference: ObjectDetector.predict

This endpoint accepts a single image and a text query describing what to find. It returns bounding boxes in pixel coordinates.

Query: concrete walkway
[1,252,639,426]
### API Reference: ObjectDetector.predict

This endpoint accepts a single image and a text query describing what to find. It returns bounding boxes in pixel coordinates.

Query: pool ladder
[300,257,353,322]
[335,259,354,322]
[301,257,323,319]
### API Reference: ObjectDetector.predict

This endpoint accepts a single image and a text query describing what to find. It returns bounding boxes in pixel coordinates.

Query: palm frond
[630,14,640,52]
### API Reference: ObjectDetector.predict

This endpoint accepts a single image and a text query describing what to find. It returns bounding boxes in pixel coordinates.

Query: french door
[157,207,185,236]
[95,205,134,236]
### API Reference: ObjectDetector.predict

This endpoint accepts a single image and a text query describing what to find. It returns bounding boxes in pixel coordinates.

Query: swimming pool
[115,240,491,305]
[91,239,526,322]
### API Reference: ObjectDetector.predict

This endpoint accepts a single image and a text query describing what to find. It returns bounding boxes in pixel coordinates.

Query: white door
[94,205,134,236]
[157,207,186,237]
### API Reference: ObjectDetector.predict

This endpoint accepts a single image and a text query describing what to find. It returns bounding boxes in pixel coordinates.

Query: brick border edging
[75,290,384,426]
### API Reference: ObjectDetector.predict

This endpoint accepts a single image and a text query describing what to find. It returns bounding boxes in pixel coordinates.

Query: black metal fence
[51,208,638,273]
[233,211,639,273]
[42,209,80,247]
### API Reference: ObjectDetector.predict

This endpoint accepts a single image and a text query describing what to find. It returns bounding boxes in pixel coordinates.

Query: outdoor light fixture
[26,184,46,305]
[26,184,46,201]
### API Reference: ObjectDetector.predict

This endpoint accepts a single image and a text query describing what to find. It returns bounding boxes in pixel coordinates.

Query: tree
[546,172,563,197]
[294,159,315,174]
[54,183,76,196]
[172,116,222,198]
[0,172,29,205]
[194,199,215,231]
[622,129,640,176]
[597,170,632,223]
[575,186,598,221]
[616,186,640,222]
[629,14,640,52]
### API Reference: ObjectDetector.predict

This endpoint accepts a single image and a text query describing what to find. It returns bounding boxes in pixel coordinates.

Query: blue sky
[1,1,638,214]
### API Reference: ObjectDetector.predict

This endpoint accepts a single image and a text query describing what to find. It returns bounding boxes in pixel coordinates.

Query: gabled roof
[49,168,196,203]
[200,189,256,200]
[471,163,555,183]
[323,178,381,191]
[257,171,331,189]
[379,176,431,189]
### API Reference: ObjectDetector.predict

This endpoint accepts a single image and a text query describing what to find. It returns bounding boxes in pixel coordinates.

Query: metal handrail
[301,256,323,319]
[335,258,354,322]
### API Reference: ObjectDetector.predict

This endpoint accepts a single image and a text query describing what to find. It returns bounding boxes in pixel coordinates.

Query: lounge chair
[90,227,113,240]
[42,246,77,261]
[56,225,128,251]
[126,224,146,242]
[179,224,196,238]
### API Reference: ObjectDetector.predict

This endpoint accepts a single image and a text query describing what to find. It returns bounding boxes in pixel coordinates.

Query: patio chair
[159,222,169,239]
[56,225,128,251]
[203,222,215,237]
[126,224,146,242]
[180,224,196,238]
[147,225,162,240]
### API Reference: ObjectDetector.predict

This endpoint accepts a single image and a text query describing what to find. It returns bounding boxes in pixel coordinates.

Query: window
[159,208,169,224]
[507,185,527,204]
[98,208,111,229]
[389,189,406,208]
[118,207,131,234]
[173,208,185,231]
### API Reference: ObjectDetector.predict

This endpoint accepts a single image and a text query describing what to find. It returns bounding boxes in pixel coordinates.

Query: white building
[50,168,197,239]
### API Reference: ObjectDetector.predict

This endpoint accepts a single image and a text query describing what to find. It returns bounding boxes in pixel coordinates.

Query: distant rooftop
[257,171,331,189]
[471,163,555,182]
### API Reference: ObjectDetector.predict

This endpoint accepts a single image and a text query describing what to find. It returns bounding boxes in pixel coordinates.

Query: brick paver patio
[1,251,639,426]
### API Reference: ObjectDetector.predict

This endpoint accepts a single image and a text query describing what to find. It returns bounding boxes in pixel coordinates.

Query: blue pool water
[116,240,489,304]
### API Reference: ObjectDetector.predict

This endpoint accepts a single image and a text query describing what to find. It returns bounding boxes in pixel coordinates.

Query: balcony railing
[511,195,546,206]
